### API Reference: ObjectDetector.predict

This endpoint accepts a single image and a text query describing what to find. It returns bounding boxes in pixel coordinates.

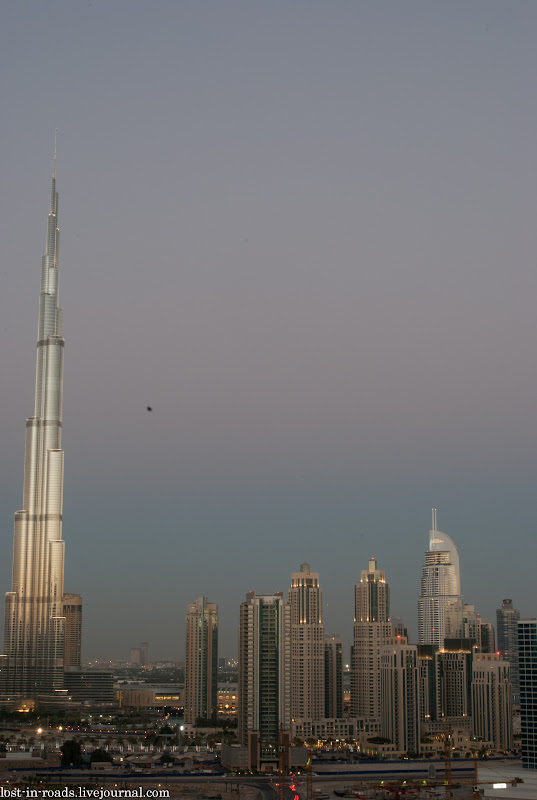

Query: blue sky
[1,1,536,660]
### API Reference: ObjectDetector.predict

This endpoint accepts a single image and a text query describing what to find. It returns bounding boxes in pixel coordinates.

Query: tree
[90,749,114,764]
[61,740,83,767]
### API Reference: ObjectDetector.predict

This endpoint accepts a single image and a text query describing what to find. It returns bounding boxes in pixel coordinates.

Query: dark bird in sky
[146,406,153,412]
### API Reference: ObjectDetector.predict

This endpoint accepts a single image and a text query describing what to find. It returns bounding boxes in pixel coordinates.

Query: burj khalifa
[3,145,67,696]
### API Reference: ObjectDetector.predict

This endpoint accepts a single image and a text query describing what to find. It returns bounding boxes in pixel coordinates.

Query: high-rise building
[351,557,392,720]
[238,591,291,747]
[140,642,149,667]
[324,634,343,719]
[62,594,82,669]
[184,597,218,724]
[289,562,324,721]
[418,509,461,647]
[3,148,69,697]
[380,637,420,754]
[497,599,520,701]
[518,619,537,769]
[471,653,513,751]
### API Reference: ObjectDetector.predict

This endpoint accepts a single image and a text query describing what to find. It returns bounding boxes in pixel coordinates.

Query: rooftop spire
[53,129,57,179]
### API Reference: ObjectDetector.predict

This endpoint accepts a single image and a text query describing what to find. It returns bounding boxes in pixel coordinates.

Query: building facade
[184,597,218,724]
[518,619,537,769]
[351,557,392,720]
[3,151,69,697]
[471,653,513,751]
[289,563,324,721]
[418,509,461,647]
[238,591,291,747]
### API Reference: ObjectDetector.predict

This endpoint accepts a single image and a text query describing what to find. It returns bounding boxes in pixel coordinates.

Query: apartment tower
[184,597,218,724]
[238,591,291,747]
[289,562,325,721]
[351,557,392,720]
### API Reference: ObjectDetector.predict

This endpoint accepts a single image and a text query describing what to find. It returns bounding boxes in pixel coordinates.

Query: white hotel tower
[3,148,67,696]
[418,509,461,647]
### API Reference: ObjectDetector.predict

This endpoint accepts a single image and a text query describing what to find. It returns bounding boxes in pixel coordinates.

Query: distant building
[129,648,142,666]
[184,597,218,724]
[351,557,392,720]
[380,637,420,754]
[139,642,149,667]
[238,591,291,748]
[418,509,461,647]
[63,594,82,668]
[217,683,238,716]
[445,599,495,653]
[497,599,520,701]
[289,562,324,721]
[118,685,184,709]
[324,634,343,718]
[518,618,537,769]
[64,670,115,705]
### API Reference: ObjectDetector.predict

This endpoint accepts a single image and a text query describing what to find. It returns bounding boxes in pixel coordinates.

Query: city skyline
[1,2,537,659]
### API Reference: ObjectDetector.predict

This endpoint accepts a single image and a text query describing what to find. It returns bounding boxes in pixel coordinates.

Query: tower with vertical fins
[3,143,67,697]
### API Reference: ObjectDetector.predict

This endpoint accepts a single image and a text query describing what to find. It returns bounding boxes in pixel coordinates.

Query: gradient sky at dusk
[1,1,537,661]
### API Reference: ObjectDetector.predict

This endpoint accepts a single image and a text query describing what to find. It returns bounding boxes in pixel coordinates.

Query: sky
[1,1,537,662]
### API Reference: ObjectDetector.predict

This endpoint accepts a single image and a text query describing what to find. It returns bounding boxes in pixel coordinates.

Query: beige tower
[381,637,420,754]
[351,557,392,720]
[184,597,218,724]
[472,653,513,751]
[62,594,82,669]
[289,563,325,722]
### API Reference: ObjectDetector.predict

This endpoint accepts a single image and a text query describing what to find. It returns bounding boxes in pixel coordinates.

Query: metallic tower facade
[3,152,66,696]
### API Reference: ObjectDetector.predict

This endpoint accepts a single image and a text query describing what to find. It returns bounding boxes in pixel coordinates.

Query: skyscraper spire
[3,143,67,697]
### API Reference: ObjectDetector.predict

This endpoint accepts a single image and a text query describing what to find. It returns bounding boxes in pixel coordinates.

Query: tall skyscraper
[497,598,520,701]
[418,509,461,647]
[518,618,537,769]
[289,562,324,721]
[62,594,82,669]
[324,634,343,718]
[351,557,392,720]
[184,597,218,724]
[3,148,68,697]
[238,591,291,747]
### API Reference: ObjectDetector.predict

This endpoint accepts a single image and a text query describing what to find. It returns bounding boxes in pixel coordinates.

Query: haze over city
[1,1,536,661]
